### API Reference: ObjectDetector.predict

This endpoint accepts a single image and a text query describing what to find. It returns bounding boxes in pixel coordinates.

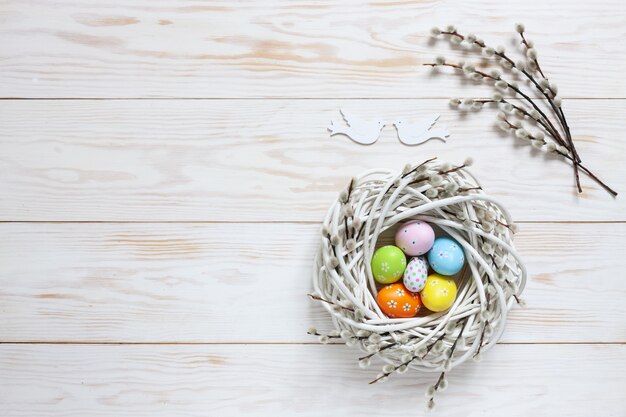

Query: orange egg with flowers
[376,283,421,318]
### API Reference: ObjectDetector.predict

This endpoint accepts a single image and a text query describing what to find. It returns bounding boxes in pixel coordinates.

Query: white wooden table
[1,1,625,416]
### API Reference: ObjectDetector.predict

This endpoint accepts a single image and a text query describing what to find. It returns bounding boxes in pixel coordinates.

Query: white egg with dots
[403,256,429,293]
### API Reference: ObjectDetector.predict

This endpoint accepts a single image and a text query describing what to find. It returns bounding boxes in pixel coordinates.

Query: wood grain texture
[1,222,624,343]
[0,344,624,417]
[1,0,625,98]
[0,99,623,222]
[1,1,625,415]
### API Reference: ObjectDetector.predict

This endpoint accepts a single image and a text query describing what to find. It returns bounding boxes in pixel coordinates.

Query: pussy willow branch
[425,25,617,196]
[519,31,546,79]
[439,28,577,163]
[499,117,616,196]
[518,29,578,162]
[435,28,582,185]
[475,98,566,147]
[423,62,567,152]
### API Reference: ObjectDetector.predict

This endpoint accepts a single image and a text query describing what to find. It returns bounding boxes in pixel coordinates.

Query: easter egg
[427,237,465,276]
[376,283,422,318]
[420,274,457,312]
[403,256,429,293]
[395,220,435,256]
[371,245,407,284]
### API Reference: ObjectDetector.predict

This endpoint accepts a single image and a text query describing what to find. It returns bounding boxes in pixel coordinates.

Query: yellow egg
[420,274,457,312]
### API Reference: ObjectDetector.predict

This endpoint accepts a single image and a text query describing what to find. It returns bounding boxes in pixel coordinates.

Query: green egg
[371,245,407,284]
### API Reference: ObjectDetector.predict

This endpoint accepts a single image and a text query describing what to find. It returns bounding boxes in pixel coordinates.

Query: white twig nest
[311,158,527,381]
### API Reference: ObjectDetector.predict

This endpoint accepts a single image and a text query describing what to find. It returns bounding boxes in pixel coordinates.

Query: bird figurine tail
[327,120,347,137]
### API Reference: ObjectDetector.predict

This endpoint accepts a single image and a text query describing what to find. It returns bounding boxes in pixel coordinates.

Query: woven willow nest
[310,158,527,404]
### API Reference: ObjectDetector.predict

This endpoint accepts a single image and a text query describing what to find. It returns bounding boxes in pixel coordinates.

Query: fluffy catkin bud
[340,329,353,339]
[439,377,449,391]
[515,128,529,139]
[435,55,446,65]
[515,23,525,33]
[550,82,558,95]
[545,142,557,152]
[556,145,570,154]
[527,48,538,60]
[382,364,395,374]
[401,353,413,363]
[359,357,371,368]
[338,189,348,203]
[530,109,541,120]
[368,333,382,344]
[495,80,508,90]
[471,100,484,110]
[427,398,436,411]
[449,98,462,107]
[497,121,510,131]
[444,321,457,332]
[430,27,441,36]
[531,140,544,149]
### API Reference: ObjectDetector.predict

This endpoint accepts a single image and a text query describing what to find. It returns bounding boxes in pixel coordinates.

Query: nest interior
[312,158,527,373]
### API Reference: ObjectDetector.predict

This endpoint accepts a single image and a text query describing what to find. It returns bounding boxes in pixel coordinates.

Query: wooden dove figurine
[393,115,450,146]
[328,109,385,145]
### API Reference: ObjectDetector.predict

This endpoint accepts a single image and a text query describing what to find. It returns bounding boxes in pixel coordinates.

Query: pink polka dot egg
[395,220,435,256]
[403,256,429,293]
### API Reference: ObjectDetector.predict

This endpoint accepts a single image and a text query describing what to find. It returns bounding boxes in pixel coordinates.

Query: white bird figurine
[328,109,385,145]
[393,114,450,146]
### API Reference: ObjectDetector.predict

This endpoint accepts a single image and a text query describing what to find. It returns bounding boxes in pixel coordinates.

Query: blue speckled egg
[427,237,465,276]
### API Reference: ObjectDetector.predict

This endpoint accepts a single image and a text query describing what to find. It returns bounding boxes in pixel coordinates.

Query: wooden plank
[0,99,623,222]
[0,222,624,343]
[1,0,625,98]
[0,343,623,417]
